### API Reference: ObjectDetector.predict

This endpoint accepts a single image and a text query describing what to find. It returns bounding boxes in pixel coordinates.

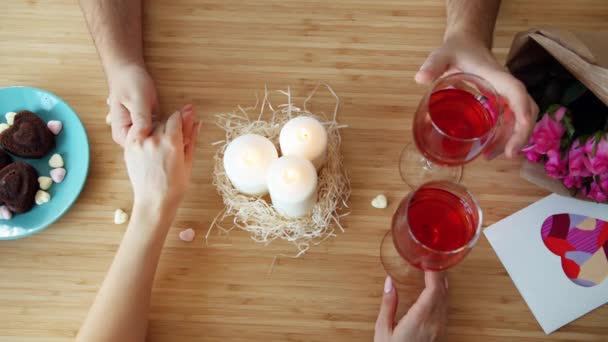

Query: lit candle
[279,116,328,169]
[267,156,317,218]
[223,134,278,196]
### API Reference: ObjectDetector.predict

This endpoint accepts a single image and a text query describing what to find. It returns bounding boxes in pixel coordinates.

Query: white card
[484,194,608,334]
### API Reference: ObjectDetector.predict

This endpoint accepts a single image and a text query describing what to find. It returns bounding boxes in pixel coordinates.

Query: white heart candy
[178,228,196,242]
[5,112,17,126]
[114,209,129,224]
[0,205,12,220]
[50,168,66,183]
[35,190,51,205]
[49,154,64,168]
[105,114,112,126]
[47,120,63,135]
[371,194,388,209]
[38,176,53,190]
[0,123,9,133]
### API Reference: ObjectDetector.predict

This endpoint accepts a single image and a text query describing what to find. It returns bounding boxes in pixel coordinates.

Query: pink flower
[600,174,608,194]
[563,174,583,189]
[521,144,541,162]
[587,182,608,203]
[568,140,592,177]
[545,149,568,179]
[525,106,567,155]
[583,134,608,175]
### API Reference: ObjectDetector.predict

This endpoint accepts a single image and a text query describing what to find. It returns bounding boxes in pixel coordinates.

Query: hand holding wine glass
[415,33,539,159]
[374,273,448,342]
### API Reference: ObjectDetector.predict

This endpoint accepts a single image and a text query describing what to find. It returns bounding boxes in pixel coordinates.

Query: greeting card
[484,194,608,334]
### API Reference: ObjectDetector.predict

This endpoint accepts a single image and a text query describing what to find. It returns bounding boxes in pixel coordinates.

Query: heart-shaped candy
[178,228,196,242]
[47,120,63,135]
[50,168,66,183]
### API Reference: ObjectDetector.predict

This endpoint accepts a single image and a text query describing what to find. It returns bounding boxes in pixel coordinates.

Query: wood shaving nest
[208,84,351,256]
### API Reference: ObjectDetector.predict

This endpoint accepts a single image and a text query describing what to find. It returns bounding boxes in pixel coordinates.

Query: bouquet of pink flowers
[522,103,608,202]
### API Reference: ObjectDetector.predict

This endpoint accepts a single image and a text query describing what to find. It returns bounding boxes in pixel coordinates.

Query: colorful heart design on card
[541,213,608,287]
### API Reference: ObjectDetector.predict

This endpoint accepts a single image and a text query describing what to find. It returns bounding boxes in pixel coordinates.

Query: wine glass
[400,73,502,188]
[380,181,482,284]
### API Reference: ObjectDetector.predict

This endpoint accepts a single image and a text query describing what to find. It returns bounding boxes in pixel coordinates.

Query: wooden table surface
[1,1,608,341]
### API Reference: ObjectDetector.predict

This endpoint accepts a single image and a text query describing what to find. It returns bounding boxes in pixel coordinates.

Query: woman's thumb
[374,276,398,340]
[415,49,450,85]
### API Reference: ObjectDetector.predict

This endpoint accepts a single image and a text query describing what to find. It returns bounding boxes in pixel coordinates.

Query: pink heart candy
[47,120,63,135]
[50,168,66,183]
[178,228,196,242]
[0,205,12,220]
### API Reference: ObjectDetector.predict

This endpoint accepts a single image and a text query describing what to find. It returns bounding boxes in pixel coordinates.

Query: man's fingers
[477,68,535,158]
[165,110,184,144]
[415,49,451,85]
[109,101,132,147]
[504,95,539,158]
[123,97,154,142]
[374,276,398,340]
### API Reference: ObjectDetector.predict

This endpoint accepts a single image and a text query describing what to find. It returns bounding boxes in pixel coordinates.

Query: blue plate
[0,86,90,240]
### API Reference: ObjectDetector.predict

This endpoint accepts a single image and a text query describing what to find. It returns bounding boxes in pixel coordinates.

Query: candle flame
[283,169,300,183]
[243,150,259,165]
[298,128,310,142]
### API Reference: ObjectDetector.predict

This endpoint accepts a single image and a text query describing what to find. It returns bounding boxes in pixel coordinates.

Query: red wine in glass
[400,73,502,188]
[380,181,482,282]
[415,88,496,166]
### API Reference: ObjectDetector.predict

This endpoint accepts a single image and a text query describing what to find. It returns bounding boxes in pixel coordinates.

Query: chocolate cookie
[0,162,38,213]
[0,149,12,170]
[0,110,55,158]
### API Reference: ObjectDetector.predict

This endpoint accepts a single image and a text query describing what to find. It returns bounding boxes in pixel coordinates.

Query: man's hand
[416,34,538,159]
[374,273,448,342]
[106,63,159,146]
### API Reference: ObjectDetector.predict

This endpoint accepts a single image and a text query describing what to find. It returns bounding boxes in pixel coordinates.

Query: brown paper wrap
[506,28,608,198]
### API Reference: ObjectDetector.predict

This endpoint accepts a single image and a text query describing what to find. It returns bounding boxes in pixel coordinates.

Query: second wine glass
[380,181,483,284]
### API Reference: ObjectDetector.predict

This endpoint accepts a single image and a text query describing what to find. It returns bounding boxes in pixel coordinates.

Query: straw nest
[208,84,350,256]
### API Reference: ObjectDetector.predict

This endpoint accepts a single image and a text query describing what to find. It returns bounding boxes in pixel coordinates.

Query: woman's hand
[374,273,448,342]
[106,63,160,146]
[416,34,539,159]
[124,105,201,218]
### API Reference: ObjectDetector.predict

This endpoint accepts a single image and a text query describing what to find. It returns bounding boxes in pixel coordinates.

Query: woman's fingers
[181,104,195,146]
[392,272,448,341]
[400,272,447,322]
[185,121,201,166]
[165,110,184,145]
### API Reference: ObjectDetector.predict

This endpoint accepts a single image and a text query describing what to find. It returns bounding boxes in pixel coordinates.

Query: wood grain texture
[1,0,608,341]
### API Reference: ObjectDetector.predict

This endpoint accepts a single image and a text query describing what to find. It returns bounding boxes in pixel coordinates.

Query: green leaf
[592,131,602,157]
[561,81,587,106]
[546,104,563,120]
[563,116,576,139]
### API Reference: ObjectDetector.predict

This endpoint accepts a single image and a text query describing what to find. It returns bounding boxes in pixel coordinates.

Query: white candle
[223,134,278,196]
[267,156,317,218]
[279,116,328,169]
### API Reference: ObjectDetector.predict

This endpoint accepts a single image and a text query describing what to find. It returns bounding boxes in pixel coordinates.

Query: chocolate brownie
[0,162,38,213]
[0,110,55,158]
[0,149,12,170]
